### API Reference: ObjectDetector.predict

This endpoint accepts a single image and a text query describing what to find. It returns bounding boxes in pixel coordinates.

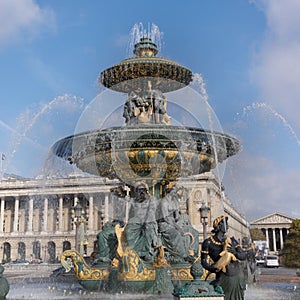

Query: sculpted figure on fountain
[95,219,122,264]
[241,236,259,284]
[125,182,159,262]
[156,185,199,263]
[94,182,199,267]
[201,216,247,300]
[123,84,171,125]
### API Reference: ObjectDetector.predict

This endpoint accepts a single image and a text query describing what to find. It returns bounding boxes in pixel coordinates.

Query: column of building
[43,197,48,232]
[263,227,286,252]
[13,196,19,232]
[265,228,269,250]
[0,198,4,233]
[272,228,276,252]
[58,195,63,232]
[27,197,33,233]
[279,228,283,250]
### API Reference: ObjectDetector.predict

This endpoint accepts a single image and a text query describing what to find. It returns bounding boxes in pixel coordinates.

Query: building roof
[250,212,295,226]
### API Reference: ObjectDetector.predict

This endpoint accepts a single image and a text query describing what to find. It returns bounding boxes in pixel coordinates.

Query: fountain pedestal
[172,260,224,300]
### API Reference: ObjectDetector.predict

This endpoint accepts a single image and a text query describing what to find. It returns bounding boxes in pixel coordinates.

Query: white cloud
[0,0,55,46]
[250,0,300,132]
[245,0,300,219]
[223,150,300,221]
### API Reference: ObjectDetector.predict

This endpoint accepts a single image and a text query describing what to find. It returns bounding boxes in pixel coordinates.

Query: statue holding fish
[201,216,247,300]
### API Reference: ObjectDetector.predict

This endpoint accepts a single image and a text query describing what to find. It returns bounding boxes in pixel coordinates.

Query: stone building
[0,171,249,263]
[250,212,295,253]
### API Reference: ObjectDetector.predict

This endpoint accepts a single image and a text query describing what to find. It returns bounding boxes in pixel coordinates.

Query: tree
[282,219,300,267]
[250,228,266,241]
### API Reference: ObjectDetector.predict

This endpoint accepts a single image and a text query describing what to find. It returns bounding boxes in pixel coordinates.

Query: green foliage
[282,219,300,267]
[250,228,266,241]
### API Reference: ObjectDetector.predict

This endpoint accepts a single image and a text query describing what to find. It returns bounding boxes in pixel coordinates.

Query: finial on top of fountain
[133,36,158,57]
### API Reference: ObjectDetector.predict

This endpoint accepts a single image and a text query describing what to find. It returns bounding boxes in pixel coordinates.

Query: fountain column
[58,195,63,232]
[27,197,33,233]
[13,196,19,232]
[0,198,4,232]
[43,197,48,232]
[88,195,94,232]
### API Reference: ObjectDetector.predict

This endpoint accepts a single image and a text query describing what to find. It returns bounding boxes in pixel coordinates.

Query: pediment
[251,213,294,225]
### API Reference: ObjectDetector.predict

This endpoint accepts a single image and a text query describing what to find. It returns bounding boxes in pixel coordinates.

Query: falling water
[2,94,85,177]
[192,73,227,216]
[240,102,300,146]
[127,22,164,57]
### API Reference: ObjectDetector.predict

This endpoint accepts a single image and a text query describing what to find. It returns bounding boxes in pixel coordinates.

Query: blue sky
[0,0,300,221]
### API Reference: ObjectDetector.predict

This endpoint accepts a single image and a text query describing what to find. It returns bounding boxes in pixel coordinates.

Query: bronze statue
[241,237,259,284]
[201,216,247,300]
[125,182,158,262]
[157,186,199,263]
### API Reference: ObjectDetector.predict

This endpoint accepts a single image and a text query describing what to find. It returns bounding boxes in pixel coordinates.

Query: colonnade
[0,173,251,262]
[250,213,294,253]
[0,192,110,235]
[262,227,289,252]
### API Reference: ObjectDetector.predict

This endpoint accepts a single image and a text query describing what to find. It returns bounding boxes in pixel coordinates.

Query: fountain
[51,26,240,297]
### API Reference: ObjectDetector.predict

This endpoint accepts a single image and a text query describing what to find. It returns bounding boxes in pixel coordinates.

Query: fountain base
[61,249,194,294]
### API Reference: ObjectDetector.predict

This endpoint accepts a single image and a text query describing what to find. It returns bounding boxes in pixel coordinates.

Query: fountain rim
[51,124,241,156]
[104,56,190,68]
[99,56,193,93]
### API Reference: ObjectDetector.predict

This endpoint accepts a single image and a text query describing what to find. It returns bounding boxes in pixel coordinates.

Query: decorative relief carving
[252,213,293,225]
[193,190,202,202]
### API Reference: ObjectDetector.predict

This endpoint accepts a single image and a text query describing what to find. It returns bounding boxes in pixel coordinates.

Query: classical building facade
[250,213,295,253]
[0,171,249,263]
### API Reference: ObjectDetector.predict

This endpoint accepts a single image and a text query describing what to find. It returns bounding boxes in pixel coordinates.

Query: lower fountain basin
[51,125,240,185]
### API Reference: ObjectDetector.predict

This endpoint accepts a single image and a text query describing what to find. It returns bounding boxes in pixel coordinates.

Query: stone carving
[252,213,294,225]
[123,82,171,125]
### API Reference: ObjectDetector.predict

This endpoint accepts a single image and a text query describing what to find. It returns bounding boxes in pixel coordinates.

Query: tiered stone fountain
[52,34,240,298]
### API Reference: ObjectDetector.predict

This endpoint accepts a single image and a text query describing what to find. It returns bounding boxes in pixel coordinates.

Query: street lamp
[200,201,210,241]
[74,202,87,255]
[74,202,82,252]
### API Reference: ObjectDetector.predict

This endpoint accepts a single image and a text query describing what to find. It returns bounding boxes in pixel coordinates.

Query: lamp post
[74,202,87,255]
[200,201,210,241]
[74,202,82,253]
